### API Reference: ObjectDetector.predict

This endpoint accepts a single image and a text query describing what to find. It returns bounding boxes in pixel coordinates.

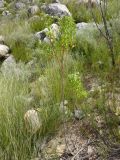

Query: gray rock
[28,5,39,15]
[1,59,31,79]
[76,22,97,30]
[76,22,89,30]
[15,2,25,10]
[41,3,71,17]
[1,55,16,75]
[74,109,84,120]
[35,28,49,41]
[2,55,16,67]
[76,22,102,35]
[50,23,59,38]
[0,44,10,58]
[35,23,59,43]
[2,10,11,16]
[43,37,51,44]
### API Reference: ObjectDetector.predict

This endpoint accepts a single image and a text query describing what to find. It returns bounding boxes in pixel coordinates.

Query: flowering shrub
[68,72,87,99]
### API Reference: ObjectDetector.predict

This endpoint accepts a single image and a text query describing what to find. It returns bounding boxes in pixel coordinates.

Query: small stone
[35,28,49,40]
[2,10,11,16]
[50,23,59,39]
[87,146,94,155]
[15,2,25,10]
[35,23,59,42]
[28,5,39,15]
[0,44,10,58]
[95,115,104,128]
[24,109,41,133]
[74,109,84,120]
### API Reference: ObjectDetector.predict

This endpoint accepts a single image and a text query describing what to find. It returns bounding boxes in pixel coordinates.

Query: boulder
[41,3,71,17]
[35,23,59,43]
[35,28,49,41]
[1,55,16,67]
[1,55,16,74]
[15,2,26,10]
[76,22,101,34]
[76,22,96,30]
[24,109,41,133]
[28,5,39,15]
[77,22,89,29]
[0,44,10,58]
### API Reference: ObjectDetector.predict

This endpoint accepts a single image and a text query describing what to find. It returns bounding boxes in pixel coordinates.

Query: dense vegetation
[0,0,120,159]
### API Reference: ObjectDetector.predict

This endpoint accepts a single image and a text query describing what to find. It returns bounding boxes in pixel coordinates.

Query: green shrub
[8,22,36,62]
[38,104,62,137]
[68,72,87,99]
[73,27,113,72]
[10,32,36,62]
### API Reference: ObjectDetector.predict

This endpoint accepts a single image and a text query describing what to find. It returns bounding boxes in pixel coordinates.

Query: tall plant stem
[60,49,70,151]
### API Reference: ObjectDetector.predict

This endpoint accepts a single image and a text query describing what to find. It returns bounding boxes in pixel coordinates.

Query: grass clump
[29,13,54,32]
[0,65,32,160]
